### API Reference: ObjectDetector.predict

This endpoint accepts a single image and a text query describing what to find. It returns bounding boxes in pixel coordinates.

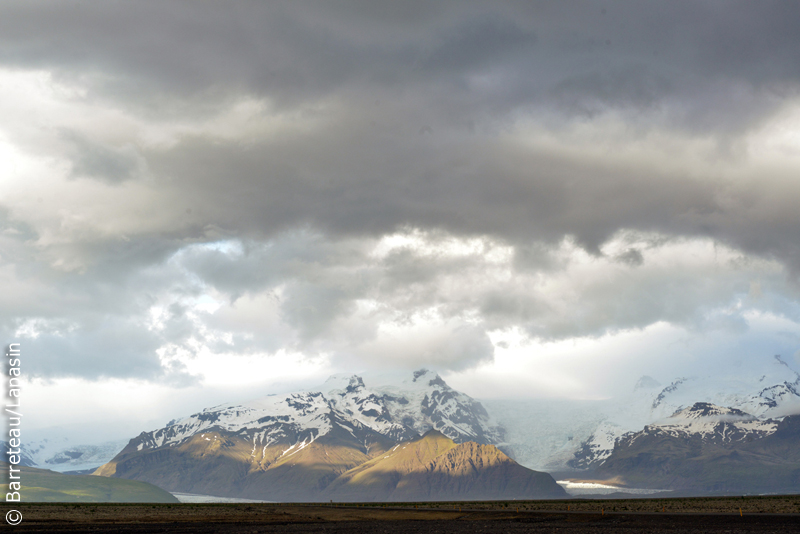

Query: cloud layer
[1,2,799,404]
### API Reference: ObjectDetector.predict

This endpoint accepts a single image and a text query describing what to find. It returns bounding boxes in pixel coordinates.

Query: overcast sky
[2,1,800,441]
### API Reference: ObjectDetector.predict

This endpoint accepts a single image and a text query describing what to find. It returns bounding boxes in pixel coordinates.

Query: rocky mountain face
[96,370,564,501]
[588,404,800,493]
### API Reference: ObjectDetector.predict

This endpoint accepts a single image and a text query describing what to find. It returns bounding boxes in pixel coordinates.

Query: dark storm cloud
[144,122,777,263]
[0,0,781,268]
[1,2,798,123]
[413,16,536,74]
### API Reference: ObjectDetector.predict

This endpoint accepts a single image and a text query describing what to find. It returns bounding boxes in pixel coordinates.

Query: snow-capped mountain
[567,400,778,470]
[634,403,778,445]
[563,354,800,470]
[587,403,800,493]
[92,355,800,498]
[129,368,503,456]
[95,370,569,502]
[567,421,629,469]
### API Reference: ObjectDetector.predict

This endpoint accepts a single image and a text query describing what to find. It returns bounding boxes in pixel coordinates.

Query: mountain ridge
[587,403,800,493]
[565,355,800,471]
[96,369,565,501]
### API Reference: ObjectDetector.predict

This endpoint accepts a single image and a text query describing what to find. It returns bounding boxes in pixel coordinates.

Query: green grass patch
[1,463,178,503]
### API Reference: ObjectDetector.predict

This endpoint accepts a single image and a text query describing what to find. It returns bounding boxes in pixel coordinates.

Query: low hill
[324,430,566,501]
[0,462,178,502]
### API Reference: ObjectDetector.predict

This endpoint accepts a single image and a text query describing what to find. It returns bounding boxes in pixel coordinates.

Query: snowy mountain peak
[412,368,443,384]
[126,369,504,455]
[670,402,755,422]
[571,401,780,470]
[320,374,367,395]
[346,375,366,393]
[323,373,366,393]
[642,355,800,419]
[625,403,779,451]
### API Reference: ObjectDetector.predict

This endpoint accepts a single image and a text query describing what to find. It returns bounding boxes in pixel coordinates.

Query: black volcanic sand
[4,496,800,533]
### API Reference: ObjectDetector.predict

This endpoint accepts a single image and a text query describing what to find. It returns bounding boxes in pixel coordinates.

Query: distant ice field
[172,493,273,503]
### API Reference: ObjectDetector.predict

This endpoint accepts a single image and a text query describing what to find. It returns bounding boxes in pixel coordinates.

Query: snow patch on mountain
[640,403,778,444]
[130,369,503,454]
[568,422,629,469]
[138,391,335,451]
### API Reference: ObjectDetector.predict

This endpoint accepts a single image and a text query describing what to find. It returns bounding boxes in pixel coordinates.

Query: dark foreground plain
[4,496,799,533]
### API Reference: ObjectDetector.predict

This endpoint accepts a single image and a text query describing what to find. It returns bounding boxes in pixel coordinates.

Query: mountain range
[19,354,800,499]
[95,369,565,501]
